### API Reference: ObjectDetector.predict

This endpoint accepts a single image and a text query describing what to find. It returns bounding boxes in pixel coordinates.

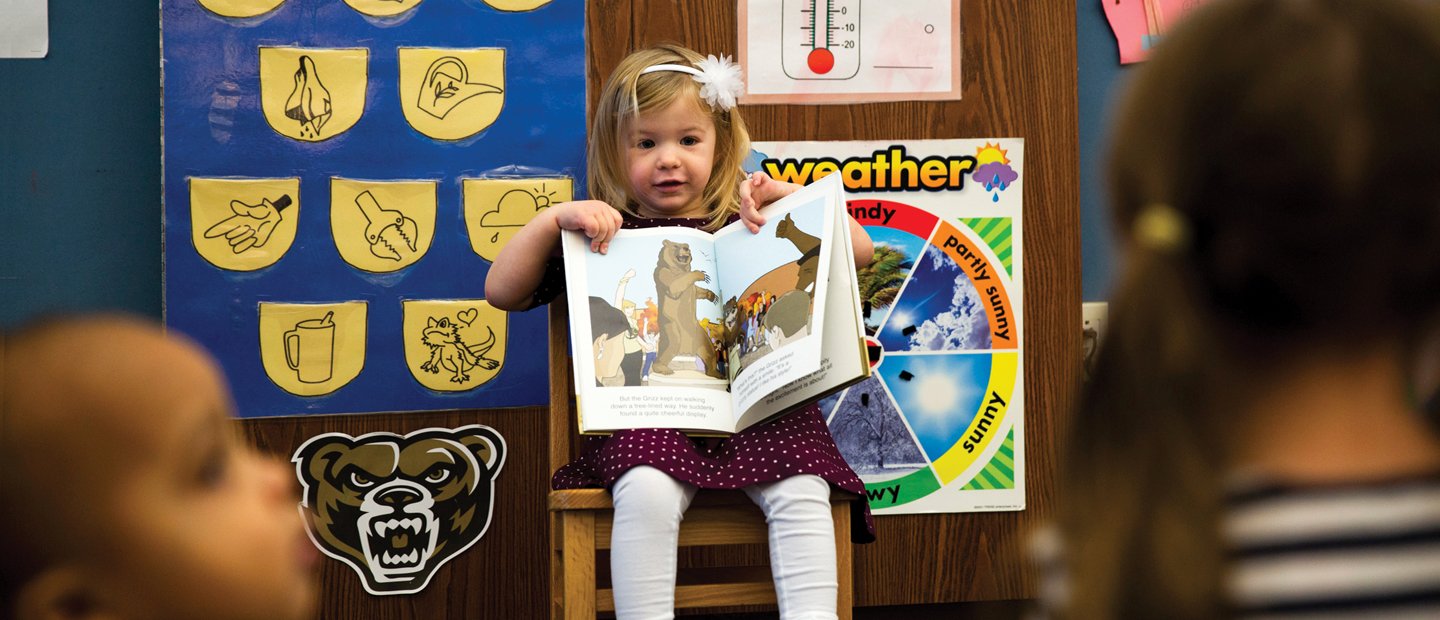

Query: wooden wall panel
[238,0,1077,615]
[585,0,1080,606]
[242,407,549,619]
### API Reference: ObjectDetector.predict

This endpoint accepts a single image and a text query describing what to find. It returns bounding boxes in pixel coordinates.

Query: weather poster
[162,1,584,417]
[750,139,1025,514]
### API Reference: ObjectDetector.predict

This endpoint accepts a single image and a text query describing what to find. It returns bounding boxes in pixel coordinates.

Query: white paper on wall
[1,0,48,59]
[739,0,961,104]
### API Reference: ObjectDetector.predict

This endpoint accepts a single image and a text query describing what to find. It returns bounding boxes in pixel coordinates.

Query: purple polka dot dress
[534,215,875,543]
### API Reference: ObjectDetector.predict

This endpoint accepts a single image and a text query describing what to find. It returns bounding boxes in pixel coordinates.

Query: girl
[1046,0,1440,617]
[486,44,874,619]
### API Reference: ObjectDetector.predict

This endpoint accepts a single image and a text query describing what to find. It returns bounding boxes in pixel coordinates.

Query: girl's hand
[738,171,802,233]
[553,200,624,253]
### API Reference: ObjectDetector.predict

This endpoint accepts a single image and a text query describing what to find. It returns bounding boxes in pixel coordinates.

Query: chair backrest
[548,301,579,473]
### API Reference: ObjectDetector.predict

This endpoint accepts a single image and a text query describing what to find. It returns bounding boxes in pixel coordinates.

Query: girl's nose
[656,145,681,168]
[258,453,296,503]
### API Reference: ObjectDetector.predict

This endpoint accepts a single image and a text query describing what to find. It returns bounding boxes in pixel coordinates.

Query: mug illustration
[285,312,336,384]
[292,425,507,596]
[259,302,367,396]
[190,177,300,271]
[463,177,571,262]
[398,48,505,141]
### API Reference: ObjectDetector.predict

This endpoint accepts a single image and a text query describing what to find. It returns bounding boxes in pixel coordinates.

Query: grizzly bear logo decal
[292,425,506,595]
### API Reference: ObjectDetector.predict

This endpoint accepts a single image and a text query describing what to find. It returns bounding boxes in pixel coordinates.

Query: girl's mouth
[654,179,685,191]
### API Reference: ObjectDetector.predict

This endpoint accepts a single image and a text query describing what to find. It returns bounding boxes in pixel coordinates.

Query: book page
[713,175,840,417]
[562,227,734,432]
[735,196,870,430]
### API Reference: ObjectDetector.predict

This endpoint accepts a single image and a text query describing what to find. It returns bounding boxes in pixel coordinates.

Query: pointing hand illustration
[204,194,291,254]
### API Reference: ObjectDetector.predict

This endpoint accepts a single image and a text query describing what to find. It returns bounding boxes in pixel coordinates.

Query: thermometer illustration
[782,0,861,80]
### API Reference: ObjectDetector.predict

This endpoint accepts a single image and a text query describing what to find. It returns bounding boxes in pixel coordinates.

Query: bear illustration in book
[652,240,721,378]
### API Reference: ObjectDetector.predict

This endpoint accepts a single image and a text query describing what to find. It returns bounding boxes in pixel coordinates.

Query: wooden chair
[545,303,855,619]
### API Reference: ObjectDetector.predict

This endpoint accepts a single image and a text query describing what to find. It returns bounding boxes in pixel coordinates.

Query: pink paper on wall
[1104,0,1211,64]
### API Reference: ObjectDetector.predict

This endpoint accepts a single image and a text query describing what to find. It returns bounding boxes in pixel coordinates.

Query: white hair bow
[640,54,744,111]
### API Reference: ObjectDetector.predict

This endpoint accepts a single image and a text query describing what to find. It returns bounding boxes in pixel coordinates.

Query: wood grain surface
[239,0,1078,615]
[583,0,1079,606]
[242,408,550,619]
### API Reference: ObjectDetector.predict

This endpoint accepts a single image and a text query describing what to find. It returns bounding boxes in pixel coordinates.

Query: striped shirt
[1225,472,1440,618]
[1034,472,1440,618]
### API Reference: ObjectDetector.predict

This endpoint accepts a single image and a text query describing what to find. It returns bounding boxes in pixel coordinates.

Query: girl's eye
[681,136,700,146]
[636,139,655,149]
[424,467,450,484]
[350,471,374,488]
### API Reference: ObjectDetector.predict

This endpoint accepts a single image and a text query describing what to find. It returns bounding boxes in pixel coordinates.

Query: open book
[561,175,871,434]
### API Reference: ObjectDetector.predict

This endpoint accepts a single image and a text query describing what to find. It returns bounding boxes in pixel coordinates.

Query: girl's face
[95,350,318,620]
[625,97,717,219]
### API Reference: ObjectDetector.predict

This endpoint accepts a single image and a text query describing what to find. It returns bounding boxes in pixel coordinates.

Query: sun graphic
[975,142,1010,166]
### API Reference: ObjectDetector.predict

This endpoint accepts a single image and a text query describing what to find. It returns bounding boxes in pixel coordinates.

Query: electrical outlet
[1082,302,1108,379]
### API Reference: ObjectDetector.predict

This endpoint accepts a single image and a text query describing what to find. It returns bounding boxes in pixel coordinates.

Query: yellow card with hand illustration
[331,178,436,272]
[399,48,505,141]
[344,0,423,17]
[190,177,299,271]
[260,47,368,142]
[463,177,571,262]
[259,302,368,397]
[403,300,508,392]
[198,0,286,18]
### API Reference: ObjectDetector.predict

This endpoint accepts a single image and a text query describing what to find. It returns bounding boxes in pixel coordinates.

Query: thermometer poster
[739,0,962,104]
[750,139,1025,514]
[161,0,585,417]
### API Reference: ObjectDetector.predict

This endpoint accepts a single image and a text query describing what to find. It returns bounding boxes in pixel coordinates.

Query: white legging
[609,466,839,620]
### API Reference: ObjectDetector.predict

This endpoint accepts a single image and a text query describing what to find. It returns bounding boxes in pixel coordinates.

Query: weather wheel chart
[754,139,1026,515]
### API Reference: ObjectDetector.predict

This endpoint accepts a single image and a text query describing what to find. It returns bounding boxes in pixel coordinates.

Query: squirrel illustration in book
[652,239,722,378]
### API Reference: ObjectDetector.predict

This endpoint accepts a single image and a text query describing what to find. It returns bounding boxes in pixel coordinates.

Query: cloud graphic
[481,190,545,227]
[928,246,954,271]
[907,274,992,351]
[975,162,1019,191]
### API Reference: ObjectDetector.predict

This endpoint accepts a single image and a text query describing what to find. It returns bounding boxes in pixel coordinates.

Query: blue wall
[1,2,162,327]
[1,2,1127,329]
[1077,0,1128,301]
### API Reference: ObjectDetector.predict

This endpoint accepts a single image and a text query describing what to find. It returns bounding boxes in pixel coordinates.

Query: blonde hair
[588,44,751,231]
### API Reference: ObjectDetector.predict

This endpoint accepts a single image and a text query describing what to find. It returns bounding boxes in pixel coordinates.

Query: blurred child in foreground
[1043,0,1440,617]
[1,315,317,620]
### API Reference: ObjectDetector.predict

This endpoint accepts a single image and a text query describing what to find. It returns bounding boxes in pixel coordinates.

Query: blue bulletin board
[161,0,584,417]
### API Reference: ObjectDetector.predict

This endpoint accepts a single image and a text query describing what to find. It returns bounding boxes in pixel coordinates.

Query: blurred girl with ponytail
[1045,0,1440,617]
